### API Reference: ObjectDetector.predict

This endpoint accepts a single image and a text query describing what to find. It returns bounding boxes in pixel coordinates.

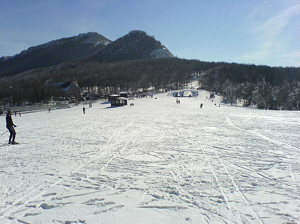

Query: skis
[0,142,19,147]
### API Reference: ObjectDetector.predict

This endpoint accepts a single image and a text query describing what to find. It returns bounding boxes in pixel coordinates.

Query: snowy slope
[0,91,299,224]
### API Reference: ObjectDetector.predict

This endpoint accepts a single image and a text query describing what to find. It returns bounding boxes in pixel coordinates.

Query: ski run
[0,90,299,224]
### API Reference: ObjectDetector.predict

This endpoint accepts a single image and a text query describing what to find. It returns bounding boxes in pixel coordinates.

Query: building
[45,80,81,99]
[111,96,127,106]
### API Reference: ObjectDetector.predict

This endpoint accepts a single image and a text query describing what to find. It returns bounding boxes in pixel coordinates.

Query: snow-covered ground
[0,90,299,224]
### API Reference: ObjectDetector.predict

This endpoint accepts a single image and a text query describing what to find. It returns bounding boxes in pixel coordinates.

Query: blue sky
[0,0,299,67]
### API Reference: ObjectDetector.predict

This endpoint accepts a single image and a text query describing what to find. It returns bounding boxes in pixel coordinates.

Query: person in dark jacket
[6,110,17,144]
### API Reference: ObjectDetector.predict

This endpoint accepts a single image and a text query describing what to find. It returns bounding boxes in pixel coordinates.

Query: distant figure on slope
[200,103,203,109]
[6,110,17,144]
[83,107,85,114]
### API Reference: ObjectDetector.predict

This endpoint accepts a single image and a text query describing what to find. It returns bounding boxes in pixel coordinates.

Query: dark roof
[61,82,72,89]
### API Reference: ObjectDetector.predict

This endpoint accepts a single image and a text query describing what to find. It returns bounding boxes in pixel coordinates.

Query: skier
[83,107,85,114]
[6,110,17,144]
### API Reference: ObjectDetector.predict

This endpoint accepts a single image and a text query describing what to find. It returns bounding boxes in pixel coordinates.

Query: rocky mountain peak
[93,30,174,62]
[0,30,174,77]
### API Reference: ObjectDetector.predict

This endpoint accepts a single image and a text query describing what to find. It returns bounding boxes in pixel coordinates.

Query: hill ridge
[0,30,173,77]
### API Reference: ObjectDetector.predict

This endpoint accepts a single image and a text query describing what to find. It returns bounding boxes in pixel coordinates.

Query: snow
[150,48,173,58]
[0,90,300,224]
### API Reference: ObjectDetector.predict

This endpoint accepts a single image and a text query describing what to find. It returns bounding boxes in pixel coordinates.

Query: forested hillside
[1,57,300,110]
[0,32,111,77]
[0,30,300,110]
[200,63,300,110]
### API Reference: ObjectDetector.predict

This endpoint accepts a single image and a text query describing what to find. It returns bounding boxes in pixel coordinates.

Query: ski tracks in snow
[173,119,264,223]
[226,116,299,152]
[1,114,160,223]
[0,115,137,222]
[223,114,300,223]
[1,96,300,223]
[201,145,263,223]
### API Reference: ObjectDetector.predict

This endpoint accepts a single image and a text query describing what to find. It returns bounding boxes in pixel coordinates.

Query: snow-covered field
[0,91,299,224]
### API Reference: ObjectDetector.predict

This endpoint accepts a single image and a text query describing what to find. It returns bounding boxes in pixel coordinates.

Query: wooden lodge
[111,96,127,107]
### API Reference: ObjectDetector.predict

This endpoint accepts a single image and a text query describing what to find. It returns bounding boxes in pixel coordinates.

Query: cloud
[242,2,300,66]
[254,3,299,39]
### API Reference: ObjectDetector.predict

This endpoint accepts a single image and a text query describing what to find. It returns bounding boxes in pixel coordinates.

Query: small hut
[111,96,127,107]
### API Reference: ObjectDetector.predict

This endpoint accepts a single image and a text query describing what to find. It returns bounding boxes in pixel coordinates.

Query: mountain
[93,30,174,62]
[0,30,174,78]
[0,32,111,77]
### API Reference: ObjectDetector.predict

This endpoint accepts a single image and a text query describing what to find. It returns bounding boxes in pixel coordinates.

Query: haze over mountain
[0,31,174,78]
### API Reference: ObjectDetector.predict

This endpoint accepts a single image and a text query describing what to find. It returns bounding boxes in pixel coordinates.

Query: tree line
[0,58,300,110]
[200,63,300,110]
